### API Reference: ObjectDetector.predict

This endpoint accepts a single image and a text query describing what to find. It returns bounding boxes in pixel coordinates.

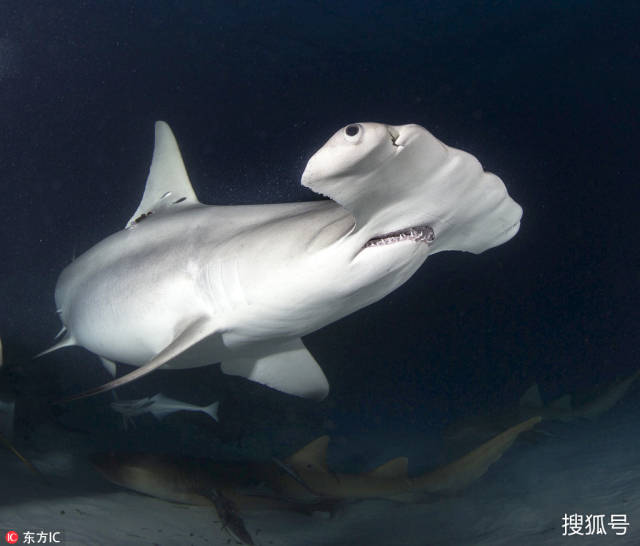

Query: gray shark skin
[41,121,522,401]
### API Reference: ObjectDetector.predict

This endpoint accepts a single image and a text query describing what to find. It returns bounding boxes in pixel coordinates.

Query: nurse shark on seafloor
[39,121,522,401]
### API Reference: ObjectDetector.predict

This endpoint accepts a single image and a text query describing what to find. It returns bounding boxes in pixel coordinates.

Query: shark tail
[577,369,640,419]
[414,416,542,495]
[201,401,220,422]
[34,333,76,358]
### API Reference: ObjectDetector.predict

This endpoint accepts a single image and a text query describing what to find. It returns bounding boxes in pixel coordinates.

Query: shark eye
[344,123,362,143]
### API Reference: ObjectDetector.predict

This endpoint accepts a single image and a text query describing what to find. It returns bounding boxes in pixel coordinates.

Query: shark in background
[445,369,640,447]
[91,417,540,545]
[38,121,522,401]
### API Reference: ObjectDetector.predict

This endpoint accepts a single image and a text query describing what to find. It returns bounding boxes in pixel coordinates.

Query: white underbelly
[62,272,209,366]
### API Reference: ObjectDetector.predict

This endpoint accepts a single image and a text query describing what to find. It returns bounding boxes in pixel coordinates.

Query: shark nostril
[387,126,400,145]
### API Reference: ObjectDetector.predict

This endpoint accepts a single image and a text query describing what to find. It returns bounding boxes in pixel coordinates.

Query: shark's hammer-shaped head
[302,122,522,258]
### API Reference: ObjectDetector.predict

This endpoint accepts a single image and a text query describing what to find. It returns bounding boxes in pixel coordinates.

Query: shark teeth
[364,225,435,248]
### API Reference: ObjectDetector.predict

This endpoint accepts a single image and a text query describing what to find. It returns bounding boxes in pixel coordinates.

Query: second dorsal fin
[369,457,408,479]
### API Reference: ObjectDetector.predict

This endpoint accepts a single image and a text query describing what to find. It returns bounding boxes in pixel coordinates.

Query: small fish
[110,393,219,422]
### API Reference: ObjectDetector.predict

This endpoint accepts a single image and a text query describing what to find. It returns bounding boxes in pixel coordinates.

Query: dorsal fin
[287,436,330,473]
[369,457,408,479]
[126,121,200,229]
[549,394,572,411]
[519,383,543,408]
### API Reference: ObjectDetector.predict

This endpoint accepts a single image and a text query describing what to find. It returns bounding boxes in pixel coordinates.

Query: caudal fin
[577,369,640,419]
[202,401,220,422]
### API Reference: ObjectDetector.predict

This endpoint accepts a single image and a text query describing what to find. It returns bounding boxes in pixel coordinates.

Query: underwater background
[1,1,639,545]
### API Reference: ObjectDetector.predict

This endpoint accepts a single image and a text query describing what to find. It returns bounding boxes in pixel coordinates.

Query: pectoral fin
[221,338,329,400]
[58,317,218,403]
[100,357,117,378]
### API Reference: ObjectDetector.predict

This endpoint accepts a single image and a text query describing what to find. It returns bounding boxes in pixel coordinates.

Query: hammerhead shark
[91,417,540,544]
[39,121,522,401]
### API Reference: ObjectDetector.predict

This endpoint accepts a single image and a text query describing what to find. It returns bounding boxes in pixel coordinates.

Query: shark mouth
[364,225,435,248]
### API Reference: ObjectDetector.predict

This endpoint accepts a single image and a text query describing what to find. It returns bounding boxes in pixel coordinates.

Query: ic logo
[5,531,19,544]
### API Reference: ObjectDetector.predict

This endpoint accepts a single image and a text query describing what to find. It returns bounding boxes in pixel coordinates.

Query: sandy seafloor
[1,395,639,546]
